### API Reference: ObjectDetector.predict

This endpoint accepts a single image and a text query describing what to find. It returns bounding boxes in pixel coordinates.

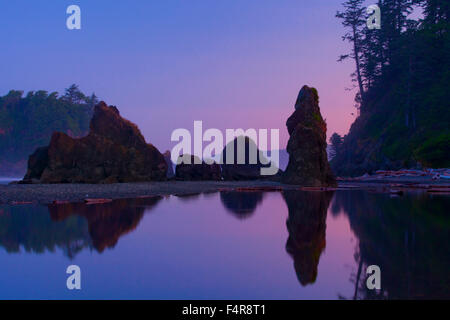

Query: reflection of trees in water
[332,191,450,299]
[0,197,161,259]
[219,191,264,219]
[48,197,162,253]
[282,190,334,286]
[0,204,90,258]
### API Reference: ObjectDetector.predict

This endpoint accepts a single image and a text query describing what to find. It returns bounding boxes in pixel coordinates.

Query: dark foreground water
[0,190,448,299]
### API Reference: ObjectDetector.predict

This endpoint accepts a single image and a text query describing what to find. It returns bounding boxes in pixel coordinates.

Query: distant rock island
[163,150,175,178]
[24,102,167,183]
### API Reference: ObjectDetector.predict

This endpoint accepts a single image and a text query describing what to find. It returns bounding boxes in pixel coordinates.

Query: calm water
[0,190,448,299]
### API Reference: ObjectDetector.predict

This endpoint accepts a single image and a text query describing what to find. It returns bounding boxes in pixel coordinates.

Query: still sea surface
[0,188,448,299]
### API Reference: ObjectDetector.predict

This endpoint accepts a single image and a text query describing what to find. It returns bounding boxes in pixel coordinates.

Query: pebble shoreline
[0,181,290,205]
[1,178,449,205]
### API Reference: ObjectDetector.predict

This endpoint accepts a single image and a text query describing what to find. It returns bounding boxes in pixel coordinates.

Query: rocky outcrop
[175,154,221,181]
[23,102,167,183]
[282,86,336,187]
[220,136,273,180]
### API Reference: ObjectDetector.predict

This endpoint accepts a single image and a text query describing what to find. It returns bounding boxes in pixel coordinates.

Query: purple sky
[1,0,357,151]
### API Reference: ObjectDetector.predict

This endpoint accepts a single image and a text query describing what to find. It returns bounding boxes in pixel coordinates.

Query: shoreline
[1,178,449,205]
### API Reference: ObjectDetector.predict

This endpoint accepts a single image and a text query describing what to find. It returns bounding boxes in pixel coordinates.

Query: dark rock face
[220,136,272,180]
[23,102,167,183]
[283,190,334,286]
[175,154,221,181]
[163,150,175,179]
[282,86,336,187]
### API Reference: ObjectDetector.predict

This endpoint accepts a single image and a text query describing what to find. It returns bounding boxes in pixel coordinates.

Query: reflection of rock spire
[282,190,334,286]
[219,191,264,219]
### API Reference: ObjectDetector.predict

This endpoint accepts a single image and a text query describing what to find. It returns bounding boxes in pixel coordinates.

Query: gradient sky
[1,0,357,151]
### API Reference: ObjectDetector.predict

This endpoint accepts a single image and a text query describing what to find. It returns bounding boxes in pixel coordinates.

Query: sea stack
[23,102,167,183]
[282,86,336,187]
[220,136,273,180]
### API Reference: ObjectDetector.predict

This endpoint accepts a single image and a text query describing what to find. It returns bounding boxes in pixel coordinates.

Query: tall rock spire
[282,86,337,187]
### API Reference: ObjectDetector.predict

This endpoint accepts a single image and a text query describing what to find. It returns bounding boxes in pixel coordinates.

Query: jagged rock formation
[23,102,167,183]
[175,154,221,181]
[282,86,336,187]
[220,136,273,180]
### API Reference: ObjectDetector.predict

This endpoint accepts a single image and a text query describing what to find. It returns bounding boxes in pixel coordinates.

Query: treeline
[331,0,449,176]
[0,84,97,176]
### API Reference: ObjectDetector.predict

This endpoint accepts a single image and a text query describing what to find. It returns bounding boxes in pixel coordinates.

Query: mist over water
[0,178,20,185]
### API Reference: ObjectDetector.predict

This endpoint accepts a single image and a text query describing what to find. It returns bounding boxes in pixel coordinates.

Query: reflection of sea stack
[48,197,161,252]
[220,191,264,219]
[23,102,167,183]
[221,136,272,180]
[283,86,336,187]
[282,190,334,286]
[175,154,221,181]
